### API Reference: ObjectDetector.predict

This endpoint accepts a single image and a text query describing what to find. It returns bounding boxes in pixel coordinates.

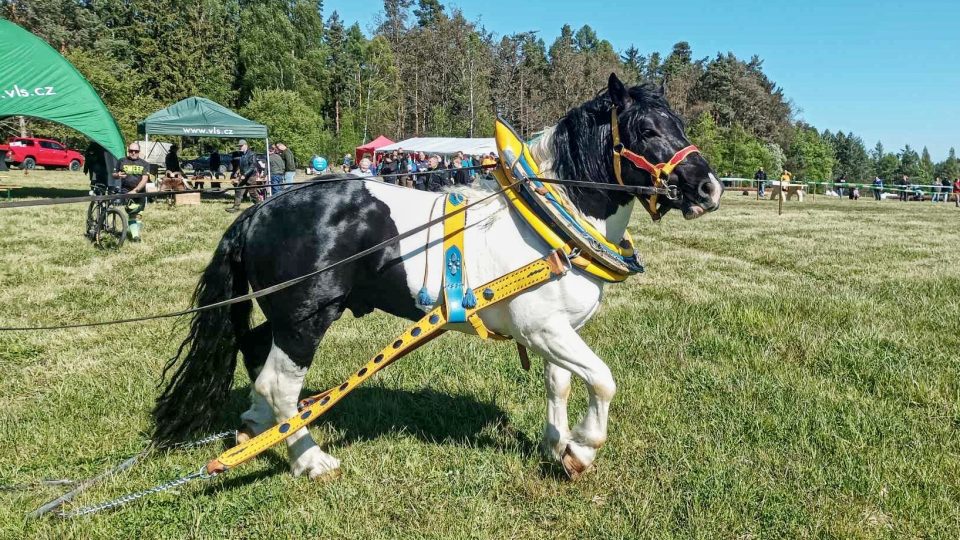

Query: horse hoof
[235,426,256,444]
[560,445,592,481]
[310,467,342,483]
[291,446,341,480]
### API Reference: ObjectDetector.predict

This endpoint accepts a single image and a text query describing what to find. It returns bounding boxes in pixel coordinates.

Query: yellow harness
[194,122,660,480]
[206,249,570,475]
[491,118,644,283]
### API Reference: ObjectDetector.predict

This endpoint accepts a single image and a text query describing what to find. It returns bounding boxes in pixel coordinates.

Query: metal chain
[167,430,237,451]
[39,430,235,519]
[56,468,211,518]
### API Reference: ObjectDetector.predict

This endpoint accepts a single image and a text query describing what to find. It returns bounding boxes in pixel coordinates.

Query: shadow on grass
[216,385,536,457]
[190,385,540,489]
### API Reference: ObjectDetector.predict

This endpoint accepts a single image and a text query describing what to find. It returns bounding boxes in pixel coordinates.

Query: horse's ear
[608,73,630,110]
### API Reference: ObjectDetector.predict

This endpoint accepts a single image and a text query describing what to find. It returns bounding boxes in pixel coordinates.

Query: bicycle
[85,184,128,249]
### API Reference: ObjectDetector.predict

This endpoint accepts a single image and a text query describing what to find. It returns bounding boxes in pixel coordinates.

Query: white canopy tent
[375,137,496,158]
[134,140,172,166]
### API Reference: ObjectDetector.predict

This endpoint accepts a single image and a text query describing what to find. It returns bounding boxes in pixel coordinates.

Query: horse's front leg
[542,361,572,462]
[526,320,616,479]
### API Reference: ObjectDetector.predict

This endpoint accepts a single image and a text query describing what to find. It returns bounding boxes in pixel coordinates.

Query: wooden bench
[0,180,21,200]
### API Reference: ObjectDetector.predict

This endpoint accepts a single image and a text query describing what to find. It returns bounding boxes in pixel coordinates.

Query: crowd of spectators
[748,167,960,206]
[325,149,498,192]
[866,174,960,205]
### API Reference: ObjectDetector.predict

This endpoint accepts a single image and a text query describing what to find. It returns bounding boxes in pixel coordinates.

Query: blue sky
[326,0,960,160]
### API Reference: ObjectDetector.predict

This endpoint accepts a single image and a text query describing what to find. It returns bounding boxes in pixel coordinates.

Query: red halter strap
[610,105,700,220]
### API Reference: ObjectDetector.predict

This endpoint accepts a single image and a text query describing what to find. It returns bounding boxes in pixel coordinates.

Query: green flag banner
[0,19,126,158]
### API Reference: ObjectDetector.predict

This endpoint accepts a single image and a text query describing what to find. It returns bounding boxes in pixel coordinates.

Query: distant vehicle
[2,137,85,171]
[181,152,233,173]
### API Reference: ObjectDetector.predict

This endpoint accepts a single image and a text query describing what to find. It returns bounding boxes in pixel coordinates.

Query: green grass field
[1,171,958,538]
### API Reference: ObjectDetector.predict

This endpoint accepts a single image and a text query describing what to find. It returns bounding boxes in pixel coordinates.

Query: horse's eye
[642,129,658,138]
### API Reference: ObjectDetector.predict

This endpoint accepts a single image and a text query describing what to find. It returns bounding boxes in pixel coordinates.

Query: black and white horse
[153,74,722,479]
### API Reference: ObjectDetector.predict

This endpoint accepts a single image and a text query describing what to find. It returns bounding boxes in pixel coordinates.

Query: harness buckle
[665,184,680,201]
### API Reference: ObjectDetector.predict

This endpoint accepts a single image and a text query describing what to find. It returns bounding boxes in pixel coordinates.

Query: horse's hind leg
[238,322,275,440]
[254,305,342,479]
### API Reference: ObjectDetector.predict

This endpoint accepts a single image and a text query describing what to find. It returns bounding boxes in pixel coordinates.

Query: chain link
[167,430,237,451]
[47,430,235,519]
[56,469,209,518]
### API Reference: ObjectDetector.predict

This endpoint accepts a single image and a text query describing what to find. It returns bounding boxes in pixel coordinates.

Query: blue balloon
[312,156,327,172]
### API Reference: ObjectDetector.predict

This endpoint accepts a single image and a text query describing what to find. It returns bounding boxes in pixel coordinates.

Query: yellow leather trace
[206,250,570,474]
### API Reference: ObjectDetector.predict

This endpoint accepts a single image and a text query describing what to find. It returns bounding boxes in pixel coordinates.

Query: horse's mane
[545,84,678,219]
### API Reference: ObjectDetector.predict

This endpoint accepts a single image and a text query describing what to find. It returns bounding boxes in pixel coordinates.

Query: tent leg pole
[265,137,271,195]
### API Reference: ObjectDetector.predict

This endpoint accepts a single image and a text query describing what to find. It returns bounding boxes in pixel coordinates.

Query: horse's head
[606,73,722,220]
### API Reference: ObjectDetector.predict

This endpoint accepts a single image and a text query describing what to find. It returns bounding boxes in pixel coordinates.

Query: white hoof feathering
[542,426,570,463]
[291,446,341,480]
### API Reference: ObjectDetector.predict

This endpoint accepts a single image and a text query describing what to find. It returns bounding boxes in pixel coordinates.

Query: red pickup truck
[1,137,85,171]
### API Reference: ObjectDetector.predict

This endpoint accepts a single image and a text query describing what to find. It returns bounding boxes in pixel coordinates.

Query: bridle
[610,105,700,221]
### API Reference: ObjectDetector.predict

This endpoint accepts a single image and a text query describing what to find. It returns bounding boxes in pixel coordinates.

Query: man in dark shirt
[209,149,222,179]
[112,142,151,241]
[227,139,258,212]
[165,144,183,177]
[83,142,116,188]
[278,142,296,190]
[425,155,450,192]
[379,154,398,183]
[754,167,767,197]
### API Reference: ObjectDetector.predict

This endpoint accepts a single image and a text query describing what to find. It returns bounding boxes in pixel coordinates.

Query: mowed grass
[0,171,958,538]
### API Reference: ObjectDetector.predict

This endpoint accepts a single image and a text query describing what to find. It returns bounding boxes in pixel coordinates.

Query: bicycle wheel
[96,208,128,249]
[85,201,100,241]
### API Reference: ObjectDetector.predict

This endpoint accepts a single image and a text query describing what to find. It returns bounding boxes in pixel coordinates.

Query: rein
[610,105,700,220]
[0,173,658,333]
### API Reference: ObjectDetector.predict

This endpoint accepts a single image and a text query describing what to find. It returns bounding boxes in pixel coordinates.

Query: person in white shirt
[351,157,373,178]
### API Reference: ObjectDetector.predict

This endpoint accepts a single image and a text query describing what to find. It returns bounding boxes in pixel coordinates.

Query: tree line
[2,0,957,183]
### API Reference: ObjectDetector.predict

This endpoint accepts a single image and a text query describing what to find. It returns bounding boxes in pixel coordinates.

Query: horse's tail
[151,216,252,445]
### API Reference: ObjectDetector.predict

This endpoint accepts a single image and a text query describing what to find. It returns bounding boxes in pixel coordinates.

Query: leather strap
[208,249,572,474]
[610,105,700,221]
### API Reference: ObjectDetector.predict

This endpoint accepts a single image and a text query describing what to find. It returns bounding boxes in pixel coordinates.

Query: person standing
[83,142,115,188]
[209,149,222,180]
[351,157,374,177]
[268,145,285,196]
[480,153,497,177]
[452,156,471,185]
[932,177,943,202]
[227,139,258,212]
[835,175,846,198]
[899,174,909,202]
[379,153,398,183]
[777,169,792,200]
[404,152,417,188]
[873,176,883,200]
[112,143,151,241]
[425,154,450,191]
[277,143,296,190]
[754,167,767,197]
[953,177,960,208]
[414,152,429,190]
[164,144,183,178]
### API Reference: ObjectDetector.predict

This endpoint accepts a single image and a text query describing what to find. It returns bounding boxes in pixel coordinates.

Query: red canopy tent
[355,135,394,163]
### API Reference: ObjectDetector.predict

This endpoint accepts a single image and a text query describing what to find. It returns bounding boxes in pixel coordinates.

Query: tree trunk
[414,70,419,137]
[335,98,341,135]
